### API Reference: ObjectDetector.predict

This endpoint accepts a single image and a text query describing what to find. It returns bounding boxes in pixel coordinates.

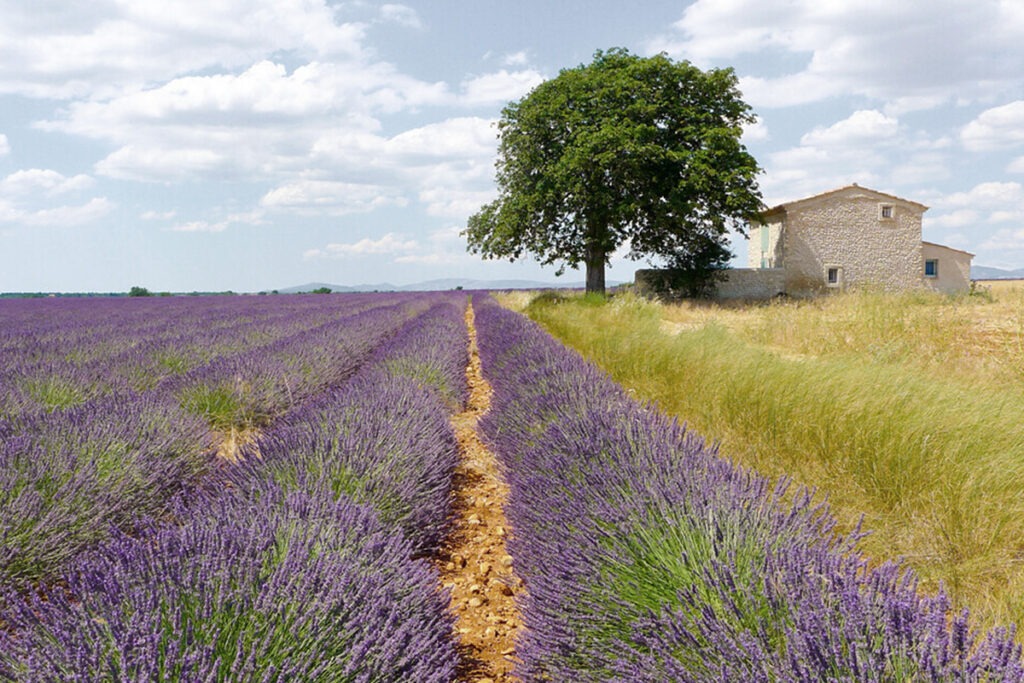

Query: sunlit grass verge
[0,486,458,682]
[518,290,1024,633]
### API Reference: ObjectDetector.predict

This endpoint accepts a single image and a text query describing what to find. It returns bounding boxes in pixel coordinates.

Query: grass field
[500,281,1024,635]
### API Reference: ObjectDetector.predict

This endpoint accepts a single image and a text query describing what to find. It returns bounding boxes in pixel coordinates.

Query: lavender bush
[0,394,213,584]
[0,294,431,582]
[472,294,1024,681]
[228,298,468,554]
[0,485,458,682]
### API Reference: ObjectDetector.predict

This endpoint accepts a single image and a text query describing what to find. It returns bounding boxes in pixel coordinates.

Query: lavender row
[0,294,431,586]
[0,293,421,418]
[229,296,470,554]
[0,294,469,680]
[0,395,214,585]
[0,485,456,682]
[471,295,1024,681]
[171,298,430,431]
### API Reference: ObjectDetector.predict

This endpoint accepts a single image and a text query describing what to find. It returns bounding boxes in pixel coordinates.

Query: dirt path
[436,300,523,683]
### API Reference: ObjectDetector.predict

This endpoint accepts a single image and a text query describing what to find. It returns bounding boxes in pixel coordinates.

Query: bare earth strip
[437,300,523,683]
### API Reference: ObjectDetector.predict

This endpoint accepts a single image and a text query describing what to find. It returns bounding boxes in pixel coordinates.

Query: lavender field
[0,292,1022,681]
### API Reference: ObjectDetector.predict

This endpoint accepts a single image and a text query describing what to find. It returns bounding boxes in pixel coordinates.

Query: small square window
[826,266,842,287]
[880,204,894,219]
[924,259,938,278]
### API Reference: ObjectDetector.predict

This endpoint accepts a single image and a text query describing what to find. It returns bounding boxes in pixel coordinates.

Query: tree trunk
[584,241,606,295]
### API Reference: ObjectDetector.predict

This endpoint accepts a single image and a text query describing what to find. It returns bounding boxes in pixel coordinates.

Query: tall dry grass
[499,284,1024,634]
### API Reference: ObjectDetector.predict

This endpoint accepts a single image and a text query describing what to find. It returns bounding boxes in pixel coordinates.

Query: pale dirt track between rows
[436,300,523,683]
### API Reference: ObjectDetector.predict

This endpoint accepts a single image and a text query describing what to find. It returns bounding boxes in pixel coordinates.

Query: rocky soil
[436,301,523,683]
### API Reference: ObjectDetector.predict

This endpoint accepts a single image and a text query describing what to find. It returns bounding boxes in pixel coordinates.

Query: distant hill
[972,265,1024,280]
[277,278,620,294]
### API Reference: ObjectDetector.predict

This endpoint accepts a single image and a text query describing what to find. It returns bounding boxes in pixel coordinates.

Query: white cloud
[651,0,1024,110]
[503,51,529,67]
[741,118,769,143]
[172,220,228,233]
[0,134,8,156]
[379,4,422,29]
[980,227,1024,252]
[42,59,451,183]
[305,232,419,259]
[140,210,177,220]
[927,209,980,229]
[170,209,264,233]
[0,197,114,228]
[890,153,951,186]
[800,110,898,147]
[939,182,1024,210]
[394,226,471,264]
[962,101,1024,151]
[0,1,368,99]
[387,117,496,158]
[261,180,407,215]
[394,251,462,265]
[96,146,228,182]
[459,69,545,107]
[0,169,95,196]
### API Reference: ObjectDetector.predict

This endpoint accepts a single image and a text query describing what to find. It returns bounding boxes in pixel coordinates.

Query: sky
[2,0,1024,292]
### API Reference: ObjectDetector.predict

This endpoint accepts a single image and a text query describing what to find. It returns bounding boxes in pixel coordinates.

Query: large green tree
[465,48,764,295]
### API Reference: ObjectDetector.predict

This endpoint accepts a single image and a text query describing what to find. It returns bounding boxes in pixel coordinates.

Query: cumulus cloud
[979,227,1024,255]
[261,180,407,215]
[459,69,545,107]
[394,226,472,265]
[378,4,422,29]
[41,58,453,184]
[304,232,419,259]
[755,111,904,201]
[140,210,177,220]
[800,110,898,147]
[503,51,530,67]
[927,209,980,229]
[170,209,264,233]
[650,0,1024,110]
[386,117,496,159]
[938,181,1024,211]
[741,118,769,143]
[961,101,1024,151]
[0,197,114,228]
[0,134,8,156]
[754,109,955,202]
[172,220,228,233]
[0,168,111,229]
[0,0,368,99]
[0,169,95,196]
[922,182,1024,248]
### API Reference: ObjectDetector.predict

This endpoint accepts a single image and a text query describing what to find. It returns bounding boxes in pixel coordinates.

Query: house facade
[741,184,973,297]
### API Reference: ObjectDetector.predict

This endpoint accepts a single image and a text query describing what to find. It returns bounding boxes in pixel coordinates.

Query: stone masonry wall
[782,190,923,295]
[635,268,785,300]
[716,268,786,299]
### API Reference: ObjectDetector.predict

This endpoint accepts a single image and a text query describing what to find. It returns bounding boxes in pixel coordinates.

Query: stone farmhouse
[638,184,974,299]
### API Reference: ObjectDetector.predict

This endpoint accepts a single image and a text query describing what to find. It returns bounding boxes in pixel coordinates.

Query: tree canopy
[464,48,764,295]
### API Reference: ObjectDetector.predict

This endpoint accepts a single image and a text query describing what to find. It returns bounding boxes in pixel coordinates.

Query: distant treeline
[0,291,244,299]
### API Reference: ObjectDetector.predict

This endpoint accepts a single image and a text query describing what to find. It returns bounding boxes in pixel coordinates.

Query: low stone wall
[716,268,786,299]
[635,268,786,300]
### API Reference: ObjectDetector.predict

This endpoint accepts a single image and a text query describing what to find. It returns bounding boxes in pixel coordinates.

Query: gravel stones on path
[436,301,523,683]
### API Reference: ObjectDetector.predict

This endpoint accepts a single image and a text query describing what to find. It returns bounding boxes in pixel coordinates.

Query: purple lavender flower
[0,486,459,682]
